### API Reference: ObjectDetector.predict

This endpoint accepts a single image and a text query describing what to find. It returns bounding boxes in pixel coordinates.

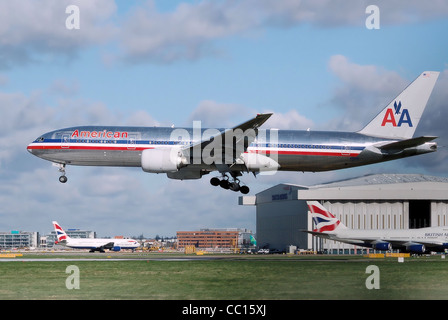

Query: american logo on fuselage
[381,101,413,127]
[71,129,129,139]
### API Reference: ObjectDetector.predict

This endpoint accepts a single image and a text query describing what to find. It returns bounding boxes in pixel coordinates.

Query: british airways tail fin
[306,201,347,234]
[358,71,439,140]
[52,221,70,243]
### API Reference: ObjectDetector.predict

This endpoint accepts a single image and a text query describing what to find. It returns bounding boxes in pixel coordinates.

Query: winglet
[237,113,273,131]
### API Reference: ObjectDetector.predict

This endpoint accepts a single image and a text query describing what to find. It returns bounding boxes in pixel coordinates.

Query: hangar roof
[300,173,448,200]
[239,174,448,205]
[312,174,448,189]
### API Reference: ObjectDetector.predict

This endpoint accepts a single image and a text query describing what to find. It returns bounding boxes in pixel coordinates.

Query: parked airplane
[305,201,448,253]
[28,71,439,194]
[52,221,140,252]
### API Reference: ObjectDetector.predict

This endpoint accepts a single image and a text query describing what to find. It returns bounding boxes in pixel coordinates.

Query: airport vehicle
[52,221,140,252]
[28,71,439,194]
[305,201,448,253]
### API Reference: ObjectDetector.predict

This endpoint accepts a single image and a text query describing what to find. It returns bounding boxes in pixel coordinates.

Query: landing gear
[210,174,250,194]
[53,163,67,184]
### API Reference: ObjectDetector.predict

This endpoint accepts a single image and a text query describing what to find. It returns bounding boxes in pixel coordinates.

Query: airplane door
[341,145,350,156]
[127,135,137,150]
[61,134,70,149]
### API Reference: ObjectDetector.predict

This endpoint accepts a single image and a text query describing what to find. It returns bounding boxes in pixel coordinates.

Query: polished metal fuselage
[27,125,436,173]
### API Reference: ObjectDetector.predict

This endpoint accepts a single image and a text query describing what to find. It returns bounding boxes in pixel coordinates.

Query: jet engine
[240,153,280,172]
[112,246,121,252]
[141,148,187,173]
[372,242,391,251]
[406,243,425,253]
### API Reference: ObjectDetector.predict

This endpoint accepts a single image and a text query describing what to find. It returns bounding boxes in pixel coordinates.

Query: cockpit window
[37,137,45,142]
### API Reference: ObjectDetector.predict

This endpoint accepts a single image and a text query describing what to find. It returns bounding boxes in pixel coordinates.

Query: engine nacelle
[141,148,186,173]
[373,242,391,251]
[112,246,121,252]
[406,244,425,253]
[240,153,279,172]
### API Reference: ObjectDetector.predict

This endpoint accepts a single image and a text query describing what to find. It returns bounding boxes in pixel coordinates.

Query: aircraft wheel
[220,179,230,189]
[210,177,220,186]
[229,182,240,192]
[59,176,68,183]
[240,186,250,194]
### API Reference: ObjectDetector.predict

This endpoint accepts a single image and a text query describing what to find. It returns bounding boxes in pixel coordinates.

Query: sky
[1,0,448,238]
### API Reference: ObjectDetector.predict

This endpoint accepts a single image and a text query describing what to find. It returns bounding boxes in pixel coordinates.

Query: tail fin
[358,71,439,139]
[307,201,347,233]
[52,221,69,243]
[250,235,257,246]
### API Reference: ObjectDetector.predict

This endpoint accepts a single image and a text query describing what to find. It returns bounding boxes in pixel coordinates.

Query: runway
[0,256,214,262]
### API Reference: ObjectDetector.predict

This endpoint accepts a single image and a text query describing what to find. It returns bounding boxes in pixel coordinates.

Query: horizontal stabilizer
[376,136,437,151]
[300,229,328,237]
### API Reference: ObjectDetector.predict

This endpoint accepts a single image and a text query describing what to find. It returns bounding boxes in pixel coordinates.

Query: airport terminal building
[239,174,448,254]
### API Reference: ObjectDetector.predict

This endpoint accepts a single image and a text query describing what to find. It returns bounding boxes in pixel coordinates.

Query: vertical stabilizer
[52,221,70,243]
[358,71,439,139]
[307,201,347,233]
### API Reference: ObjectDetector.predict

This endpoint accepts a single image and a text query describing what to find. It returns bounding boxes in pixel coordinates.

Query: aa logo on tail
[381,101,413,127]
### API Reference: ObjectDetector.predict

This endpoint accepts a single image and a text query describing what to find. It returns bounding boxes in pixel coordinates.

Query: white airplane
[305,201,448,253]
[52,221,140,252]
[28,71,439,194]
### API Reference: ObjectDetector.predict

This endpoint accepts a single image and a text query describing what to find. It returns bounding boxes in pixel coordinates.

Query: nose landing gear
[59,175,68,183]
[53,163,68,184]
[210,174,249,194]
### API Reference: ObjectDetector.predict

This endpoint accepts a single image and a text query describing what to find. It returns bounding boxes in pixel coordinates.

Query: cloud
[114,0,448,64]
[409,69,448,173]
[187,100,254,127]
[0,0,116,68]
[264,110,314,130]
[324,55,448,175]
[326,55,408,131]
[1,1,448,67]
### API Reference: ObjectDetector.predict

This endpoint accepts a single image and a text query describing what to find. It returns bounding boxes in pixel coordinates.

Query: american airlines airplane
[52,221,140,252]
[28,71,439,194]
[305,201,448,253]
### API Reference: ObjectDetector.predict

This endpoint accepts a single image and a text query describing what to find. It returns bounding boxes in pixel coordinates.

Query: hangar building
[239,174,448,253]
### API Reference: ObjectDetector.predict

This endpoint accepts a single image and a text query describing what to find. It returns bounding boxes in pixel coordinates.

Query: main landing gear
[210,174,250,194]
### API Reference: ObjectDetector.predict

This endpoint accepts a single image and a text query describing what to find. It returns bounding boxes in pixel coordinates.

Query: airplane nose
[27,143,35,155]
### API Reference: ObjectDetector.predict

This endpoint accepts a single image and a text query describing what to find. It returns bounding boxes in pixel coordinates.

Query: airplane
[27,71,439,194]
[52,221,140,252]
[304,201,448,254]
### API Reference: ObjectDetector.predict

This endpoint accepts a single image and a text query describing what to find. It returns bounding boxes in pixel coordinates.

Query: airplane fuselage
[27,125,436,174]
[62,238,140,251]
[330,227,448,252]
[27,71,440,192]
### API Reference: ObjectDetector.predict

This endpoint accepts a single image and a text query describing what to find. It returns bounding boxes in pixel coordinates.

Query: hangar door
[409,200,430,229]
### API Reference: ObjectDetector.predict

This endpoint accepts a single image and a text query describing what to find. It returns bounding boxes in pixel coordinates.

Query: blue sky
[1,0,448,238]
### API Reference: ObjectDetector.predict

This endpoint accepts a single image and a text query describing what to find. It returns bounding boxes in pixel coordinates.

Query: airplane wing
[374,136,437,151]
[100,242,114,250]
[186,113,273,170]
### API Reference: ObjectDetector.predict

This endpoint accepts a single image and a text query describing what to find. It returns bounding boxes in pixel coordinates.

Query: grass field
[1,253,448,300]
